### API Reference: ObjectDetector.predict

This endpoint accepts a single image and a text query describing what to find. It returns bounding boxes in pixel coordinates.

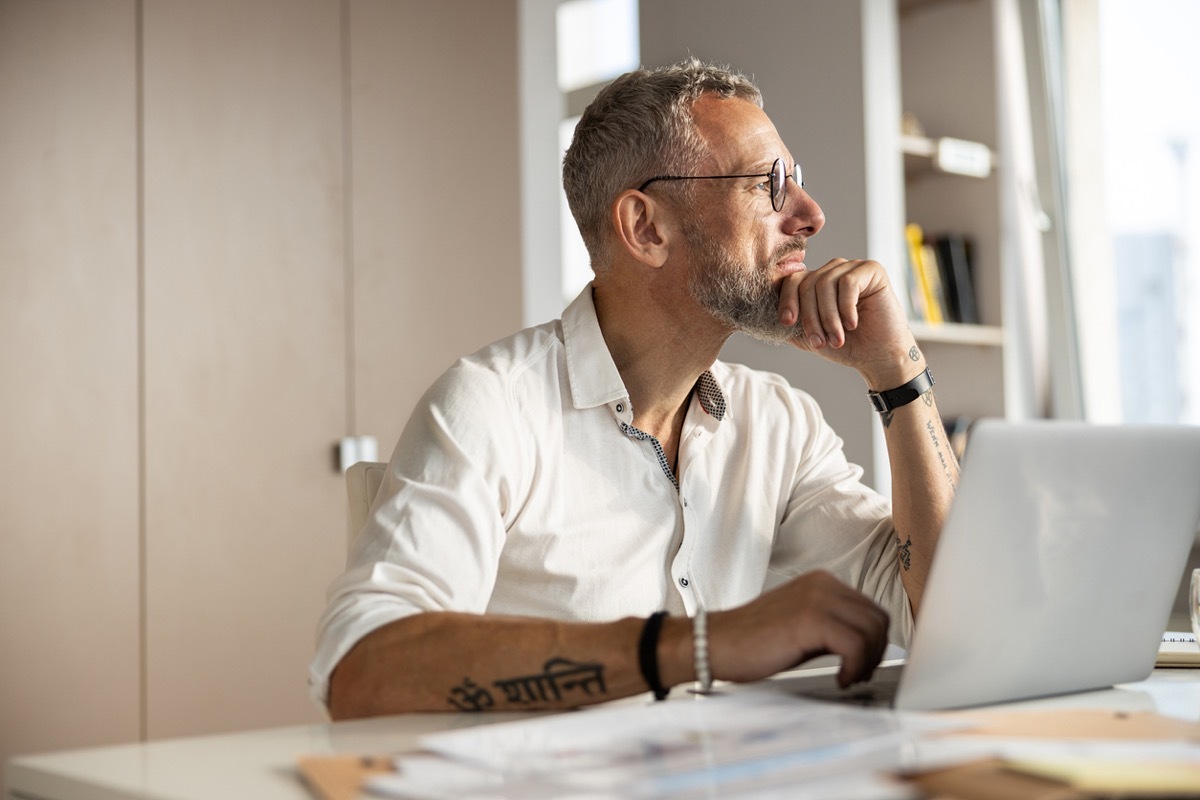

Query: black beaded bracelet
[637,611,670,701]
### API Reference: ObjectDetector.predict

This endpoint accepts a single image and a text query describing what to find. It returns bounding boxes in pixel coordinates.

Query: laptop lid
[894,419,1200,711]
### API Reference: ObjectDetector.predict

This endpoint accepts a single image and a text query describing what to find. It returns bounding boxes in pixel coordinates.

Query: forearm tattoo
[896,535,913,571]
[926,418,958,489]
[446,657,608,711]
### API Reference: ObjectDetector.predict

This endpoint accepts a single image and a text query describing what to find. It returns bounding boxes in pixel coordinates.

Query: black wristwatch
[867,367,935,414]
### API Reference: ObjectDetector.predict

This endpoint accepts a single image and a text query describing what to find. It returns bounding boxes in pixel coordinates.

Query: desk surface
[9,669,1200,800]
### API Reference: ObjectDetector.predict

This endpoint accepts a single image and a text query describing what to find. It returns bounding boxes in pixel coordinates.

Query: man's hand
[707,570,890,689]
[777,258,914,385]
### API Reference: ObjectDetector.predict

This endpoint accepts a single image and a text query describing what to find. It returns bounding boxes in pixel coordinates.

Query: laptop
[780,419,1200,711]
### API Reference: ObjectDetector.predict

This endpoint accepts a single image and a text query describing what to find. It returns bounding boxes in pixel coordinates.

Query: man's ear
[611,189,673,268]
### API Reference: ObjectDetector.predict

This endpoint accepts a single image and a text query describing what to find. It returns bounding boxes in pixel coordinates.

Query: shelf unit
[900,130,1005,351]
[894,0,1032,424]
[910,320,1005,347]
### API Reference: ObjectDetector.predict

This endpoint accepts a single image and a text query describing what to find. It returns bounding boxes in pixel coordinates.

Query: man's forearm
[327,568,896,718]
[875,354,958,616]
[327,611,694,718]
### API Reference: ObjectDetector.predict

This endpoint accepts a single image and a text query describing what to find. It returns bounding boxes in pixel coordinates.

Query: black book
[933,233,979,324]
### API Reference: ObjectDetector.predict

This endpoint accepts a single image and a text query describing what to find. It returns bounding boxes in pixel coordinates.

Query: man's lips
[775,252,806,279]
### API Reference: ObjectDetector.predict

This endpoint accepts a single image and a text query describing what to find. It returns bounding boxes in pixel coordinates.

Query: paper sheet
[393,690,958,798]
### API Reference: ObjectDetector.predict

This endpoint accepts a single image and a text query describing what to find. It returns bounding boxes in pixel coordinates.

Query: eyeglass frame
[636,157,803,212]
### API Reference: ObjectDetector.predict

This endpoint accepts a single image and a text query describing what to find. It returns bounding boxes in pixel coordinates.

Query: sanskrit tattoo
[896,535,913,571]
[447,678,494,712]
[446,658,608,711]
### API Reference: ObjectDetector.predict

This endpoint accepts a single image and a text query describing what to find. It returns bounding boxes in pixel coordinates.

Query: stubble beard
[685,221,807,345]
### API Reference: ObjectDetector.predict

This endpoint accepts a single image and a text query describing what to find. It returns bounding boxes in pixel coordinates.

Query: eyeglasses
[637,157,803,212]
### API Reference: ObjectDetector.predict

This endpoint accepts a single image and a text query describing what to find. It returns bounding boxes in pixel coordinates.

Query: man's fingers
[781,258,892,353]
[814,272,848,348]
[777,271,804,327]
[816,586,890,686]
[711,571,890,686]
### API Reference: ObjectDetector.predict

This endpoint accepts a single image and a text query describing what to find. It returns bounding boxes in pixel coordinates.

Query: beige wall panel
[640,0,878,478]
[142,0,346,737]
[349,0,524,453]
[0,0,141,765]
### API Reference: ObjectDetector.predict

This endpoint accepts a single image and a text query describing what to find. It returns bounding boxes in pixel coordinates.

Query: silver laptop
[785,419,1200,711]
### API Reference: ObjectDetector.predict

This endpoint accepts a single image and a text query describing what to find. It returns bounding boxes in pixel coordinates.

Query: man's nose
[781,181,824,237]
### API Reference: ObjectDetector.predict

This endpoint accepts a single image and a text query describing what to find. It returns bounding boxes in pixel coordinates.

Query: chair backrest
[345,461,387,547]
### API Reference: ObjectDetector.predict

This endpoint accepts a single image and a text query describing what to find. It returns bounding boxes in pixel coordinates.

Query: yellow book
[919,243,949,324]
[904,223,944,324]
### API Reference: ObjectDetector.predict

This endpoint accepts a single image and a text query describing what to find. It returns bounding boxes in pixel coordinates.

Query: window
[556,0,639,94]
[1072,0,1200,424]
[555,0,639,305]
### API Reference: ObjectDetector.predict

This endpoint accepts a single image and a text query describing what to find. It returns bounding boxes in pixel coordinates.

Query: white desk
[8,669,1200,800]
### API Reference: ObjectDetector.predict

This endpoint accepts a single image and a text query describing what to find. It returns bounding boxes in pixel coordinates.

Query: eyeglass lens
[770,159,803,212]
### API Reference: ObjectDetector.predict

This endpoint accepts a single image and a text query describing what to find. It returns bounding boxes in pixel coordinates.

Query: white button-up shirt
[311,286,912,703]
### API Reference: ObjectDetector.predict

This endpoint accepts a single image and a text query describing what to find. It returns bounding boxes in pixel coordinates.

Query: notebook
[783,419,1200,711]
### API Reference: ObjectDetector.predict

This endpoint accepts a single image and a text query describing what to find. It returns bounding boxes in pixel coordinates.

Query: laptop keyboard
[767,660,906,708]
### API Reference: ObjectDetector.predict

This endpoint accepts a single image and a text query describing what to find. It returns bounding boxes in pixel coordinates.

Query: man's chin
[736,320,804,346]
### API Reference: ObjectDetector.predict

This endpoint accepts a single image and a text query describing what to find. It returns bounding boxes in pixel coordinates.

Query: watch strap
[868,367,935,413]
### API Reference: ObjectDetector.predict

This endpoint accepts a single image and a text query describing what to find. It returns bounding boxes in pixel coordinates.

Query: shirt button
[615,402,624,414]
[682,498,689,508]
[679,577,689,587]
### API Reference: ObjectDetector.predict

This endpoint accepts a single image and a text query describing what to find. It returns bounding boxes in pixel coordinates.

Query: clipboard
[296,754,394,800]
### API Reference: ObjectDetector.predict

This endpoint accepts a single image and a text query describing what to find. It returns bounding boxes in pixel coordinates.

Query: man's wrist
[656,616,699,689]
[858,342,925,390]
[868,367,935,414]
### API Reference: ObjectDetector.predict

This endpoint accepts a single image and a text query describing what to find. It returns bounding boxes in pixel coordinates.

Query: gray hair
[562,58,763,270]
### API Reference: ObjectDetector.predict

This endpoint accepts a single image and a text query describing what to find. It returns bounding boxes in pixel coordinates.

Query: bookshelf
[893,0,1040,428]
[910,321,1004,348]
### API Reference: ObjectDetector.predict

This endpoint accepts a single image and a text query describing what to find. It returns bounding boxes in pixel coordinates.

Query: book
[1158,631,1200,667]
[902,225,926,322]
[919,242,949,324]
[904,224,946,324]
[933,233,979,324]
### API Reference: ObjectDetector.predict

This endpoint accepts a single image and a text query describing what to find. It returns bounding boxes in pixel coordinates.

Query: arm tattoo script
[925,417,958,489]
[446,658,607,711]
[447,678,495,712]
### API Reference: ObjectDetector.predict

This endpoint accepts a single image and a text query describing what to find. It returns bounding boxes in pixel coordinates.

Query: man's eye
[754,180,771,192]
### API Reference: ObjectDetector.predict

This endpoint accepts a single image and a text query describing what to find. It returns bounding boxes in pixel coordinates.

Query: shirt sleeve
[767,389,914,648]
[309,360,527,706]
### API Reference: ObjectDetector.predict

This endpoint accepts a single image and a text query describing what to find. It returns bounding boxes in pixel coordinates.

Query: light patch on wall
[556,0,639,93]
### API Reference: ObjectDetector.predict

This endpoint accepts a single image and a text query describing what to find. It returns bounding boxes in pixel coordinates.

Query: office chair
[345,460,387,548]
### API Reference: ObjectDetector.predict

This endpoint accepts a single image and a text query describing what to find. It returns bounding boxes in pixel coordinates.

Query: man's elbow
[325,636,412,719]
[325,619,439,719]
[326,649,377,720]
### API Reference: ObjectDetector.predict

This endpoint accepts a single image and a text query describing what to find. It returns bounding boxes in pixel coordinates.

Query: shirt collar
[561,284,630,410]
[560,283,729,421]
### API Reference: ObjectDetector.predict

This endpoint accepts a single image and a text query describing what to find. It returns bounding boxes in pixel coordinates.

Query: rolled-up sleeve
[767,390,914,648]
[309,362,525,705]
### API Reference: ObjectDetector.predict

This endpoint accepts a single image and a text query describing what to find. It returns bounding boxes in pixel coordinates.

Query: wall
[0,0,528,768]
[0,0,143,758]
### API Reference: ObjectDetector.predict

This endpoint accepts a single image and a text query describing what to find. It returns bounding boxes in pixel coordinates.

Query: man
[312,59,958,718]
